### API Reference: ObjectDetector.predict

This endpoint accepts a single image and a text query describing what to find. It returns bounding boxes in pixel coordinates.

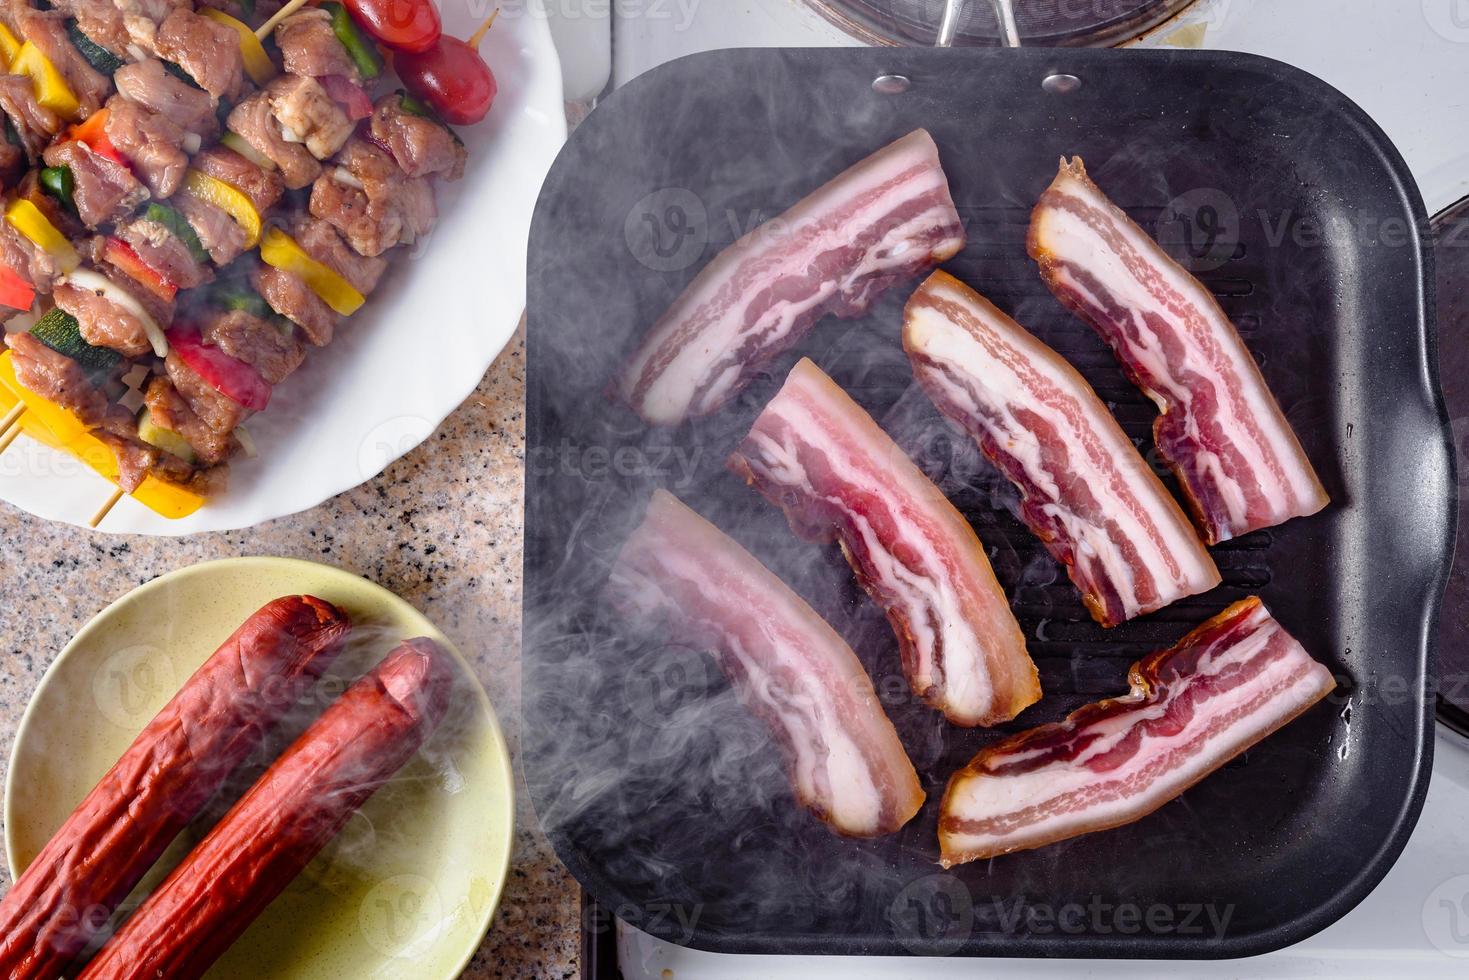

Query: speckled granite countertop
[0,329,584,979]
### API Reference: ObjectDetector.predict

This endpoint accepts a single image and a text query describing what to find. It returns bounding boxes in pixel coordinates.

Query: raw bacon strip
[1028,157,1329,543]
[607,490,925,837]
[728,357,1040,727]
[938,597,1335,866]
[904,271,1221,627]
[616,129,966,426]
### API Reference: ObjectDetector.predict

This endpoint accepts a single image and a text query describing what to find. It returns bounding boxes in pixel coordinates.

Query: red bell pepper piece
[67,108,128,167]
[0,263,35,311]
[103,237,177,302]
[167,329,272,412]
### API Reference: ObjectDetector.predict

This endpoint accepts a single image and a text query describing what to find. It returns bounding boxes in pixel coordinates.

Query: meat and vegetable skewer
[0,0,494,524]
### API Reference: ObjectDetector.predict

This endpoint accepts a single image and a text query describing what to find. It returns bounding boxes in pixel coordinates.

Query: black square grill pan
[522,47,1452,958]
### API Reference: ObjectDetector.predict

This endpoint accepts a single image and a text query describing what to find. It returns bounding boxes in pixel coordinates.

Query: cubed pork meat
[49,0,131,60]
[83,234,176,323]
[155,9,244,102]
[143,374,236,464]
[274,9,359,84]
[165,348,252,434]
[370,94,467,181]
[4,330,111,424]
[43,141,150,229]
[14,8,111,116]
[172,189,248,266]
[116,216,212,289]
[191,143,284,213]
[309,136,436,256]
[115,58,218,138]
[201,307,304,384]
[289,213,386,295]
[265,74,353,161]
[53,272,158,358]
[226,90,319,189]
[252,264,335,345]
[0,215,62,293]
[0,74,63,163]
[103,95,189,198]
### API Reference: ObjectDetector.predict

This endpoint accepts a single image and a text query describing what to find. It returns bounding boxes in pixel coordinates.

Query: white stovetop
[540,1,1469,974]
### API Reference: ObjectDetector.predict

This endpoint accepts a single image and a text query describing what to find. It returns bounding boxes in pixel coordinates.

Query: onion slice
[234,424,257,458]
[61,268,168,358]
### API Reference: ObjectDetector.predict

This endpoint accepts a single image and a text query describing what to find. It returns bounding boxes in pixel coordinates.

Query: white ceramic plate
[0,8,566,535]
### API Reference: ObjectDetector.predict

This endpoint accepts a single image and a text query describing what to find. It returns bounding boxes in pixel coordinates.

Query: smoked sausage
[0,595,350,979]
[78,637,454,980]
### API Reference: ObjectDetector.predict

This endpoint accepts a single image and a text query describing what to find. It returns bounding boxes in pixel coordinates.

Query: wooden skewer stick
[0,418,23,455]
[256,0,313,41]
[468,9,500,49]
[0,402,124,527]
[89,487,124,529]
[0,401,24,440]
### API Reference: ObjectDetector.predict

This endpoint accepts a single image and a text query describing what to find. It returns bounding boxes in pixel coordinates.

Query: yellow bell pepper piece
[11,42,80,120]
[0,351,205,519]
[259,227,365,316]
[201,9,277,86]
[182,168,261,248]
[5,198,80,272]
[0,23,22,67]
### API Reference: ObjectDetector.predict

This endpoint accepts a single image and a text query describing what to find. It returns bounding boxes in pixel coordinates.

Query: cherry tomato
[343,0,440,53]
[395,33,496,126]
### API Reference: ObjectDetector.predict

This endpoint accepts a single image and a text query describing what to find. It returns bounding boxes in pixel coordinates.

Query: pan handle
[935,0,1022,47]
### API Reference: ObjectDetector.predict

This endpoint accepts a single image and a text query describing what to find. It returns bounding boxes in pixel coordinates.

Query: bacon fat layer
[903,271,1221,627]
[616,129,965,425]
[607,490,925,837]
[729,357,1039,727]
[938,597,1335,866]
[1028,157,1329,543]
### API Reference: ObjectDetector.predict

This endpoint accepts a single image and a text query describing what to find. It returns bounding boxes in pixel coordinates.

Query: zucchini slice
[65,20,123,75]
[30,307,121,379]
[136,406,196,464]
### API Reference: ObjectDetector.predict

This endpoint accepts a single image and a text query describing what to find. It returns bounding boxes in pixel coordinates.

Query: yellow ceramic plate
[4,557,513,978]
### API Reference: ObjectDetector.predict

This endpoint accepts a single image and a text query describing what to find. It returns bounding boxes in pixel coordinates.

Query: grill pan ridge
[523,47,1449,958]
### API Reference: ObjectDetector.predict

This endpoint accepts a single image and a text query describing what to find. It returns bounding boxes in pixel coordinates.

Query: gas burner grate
[806,0,1197,47]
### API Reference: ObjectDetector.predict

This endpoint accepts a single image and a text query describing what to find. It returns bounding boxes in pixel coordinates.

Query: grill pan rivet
[1042,73,1083,94]
[872,74,912,94]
